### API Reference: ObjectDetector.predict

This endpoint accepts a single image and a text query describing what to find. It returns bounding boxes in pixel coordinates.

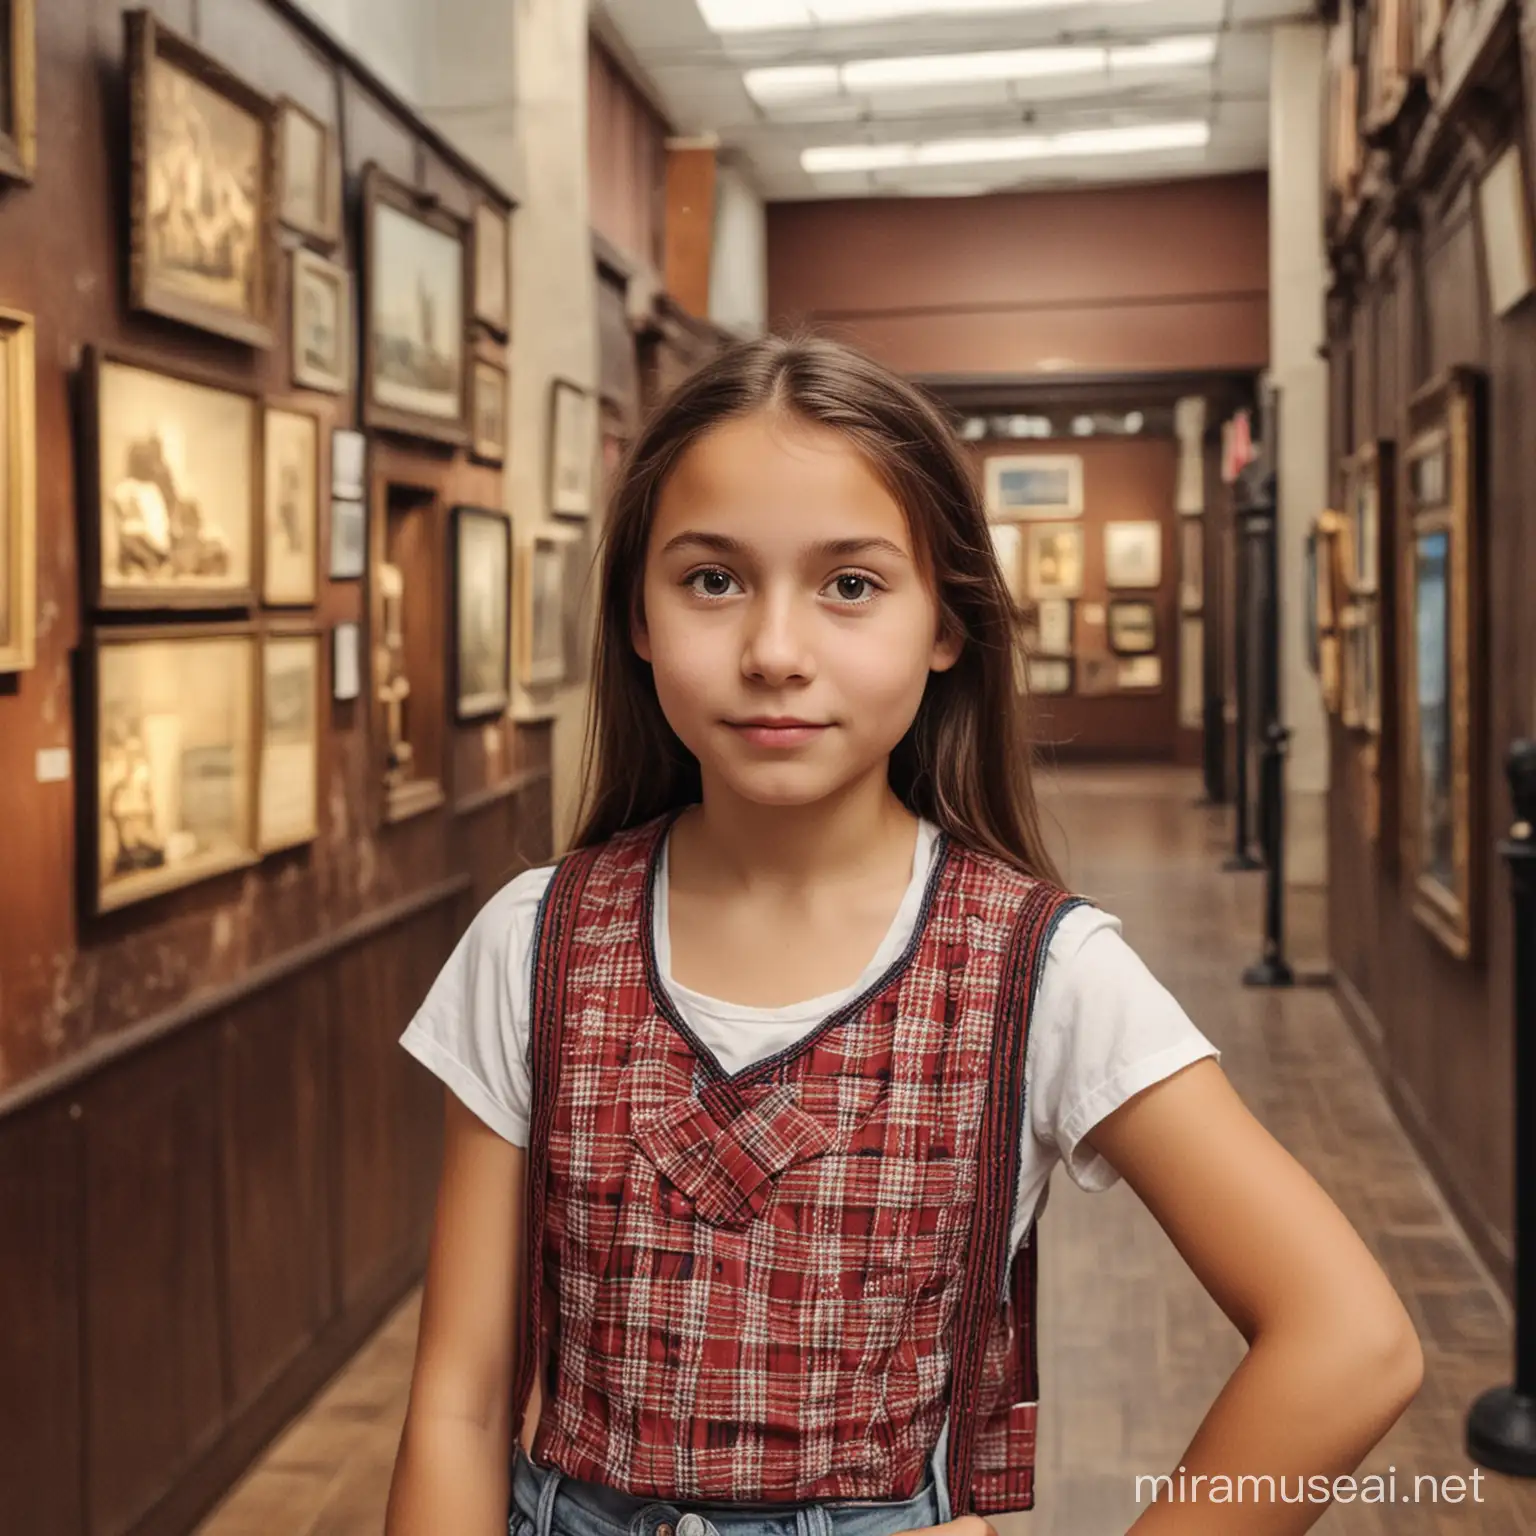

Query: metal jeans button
[655,1525,675,1536]
[677,1517,707,1536]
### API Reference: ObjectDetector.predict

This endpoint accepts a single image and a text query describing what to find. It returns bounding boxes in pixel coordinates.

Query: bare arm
[1084,1058,1423,1534]
[386,1089,527,1535]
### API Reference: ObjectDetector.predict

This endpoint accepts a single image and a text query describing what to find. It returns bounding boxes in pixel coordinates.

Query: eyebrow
[659,531,911,563]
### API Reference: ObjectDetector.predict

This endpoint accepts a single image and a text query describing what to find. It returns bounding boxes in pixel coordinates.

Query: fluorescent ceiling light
[801,119,1209,172]
[700,0,1151,33]
[1109,36,1218,68]
[745,64,842,102]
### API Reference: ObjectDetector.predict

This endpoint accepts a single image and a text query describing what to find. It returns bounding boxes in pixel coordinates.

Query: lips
[727,719,830,749]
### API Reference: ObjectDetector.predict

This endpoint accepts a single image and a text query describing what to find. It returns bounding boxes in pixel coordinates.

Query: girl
[388,337,1422,1536]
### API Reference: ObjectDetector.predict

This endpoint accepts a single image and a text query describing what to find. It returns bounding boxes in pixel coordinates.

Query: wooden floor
[198,766,1536,1535]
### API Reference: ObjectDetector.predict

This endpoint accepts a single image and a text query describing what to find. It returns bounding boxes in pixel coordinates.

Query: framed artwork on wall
[472,359,509,465]
[362,163,470,446]
[1025,523,1084,599]
[262,406,320,606]
[0,309,36,673]
[125,10,277,347]
[1026,657,1072,696]
[473,202,511,337]
[332,429,366,499]
[291,248,351,395]
[984,454,1084,520]
[329,498,366,580]
[1478,142,1536,318]
[988,521,1025,607]
[1401,368,1483,961]
[258,629,321,853]
[1107,599,1157,656]
[277,98,341,247]
[1340,604,1366,731]
[1,0,36,184]
[519,531,569,688]
[332,621,361,702]
[549,379,595,518]
[1035,597,1073,658]
[452,507,512,721]
[1344,441,1393,596]
[85,349,259,611]
[1104,520,1162,589]
[1118,655,1162,690]
[85,625,259,915]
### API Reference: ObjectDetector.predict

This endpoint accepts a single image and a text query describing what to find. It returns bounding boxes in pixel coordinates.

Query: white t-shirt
[401,820,1220,1254]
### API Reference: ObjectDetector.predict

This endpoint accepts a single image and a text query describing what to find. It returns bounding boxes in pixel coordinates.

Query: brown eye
[832,574,875,602]
[687,568,737,598]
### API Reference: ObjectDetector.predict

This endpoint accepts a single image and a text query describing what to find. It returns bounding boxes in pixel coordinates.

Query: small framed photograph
[1,0,37,184]
[1478,142,1535,318]
[291,248,351,395]
[1118,655,1163,690]
[452,507,512,721]
[1026,656,1072,696]
[1025,522,1084,599]
[984,454,1083,519]
[1104,520,1163,589]
[1035,597,1073,658]
[549,378,595,518]
[473,202,511,337]
[332,621,361,702]
[519,531,570,687]
[263,406,320,606]
[329,497,366,580]
[1107,598,1157,655]
[989,521,1025,606]
[278,98,341,246]
[332,428,366,499]
[472,359,509,465]
[0,308,36,673]
[258,629,321,853]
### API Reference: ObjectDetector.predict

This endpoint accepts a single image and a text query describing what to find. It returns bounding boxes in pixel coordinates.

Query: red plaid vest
[512,810,1082,1515]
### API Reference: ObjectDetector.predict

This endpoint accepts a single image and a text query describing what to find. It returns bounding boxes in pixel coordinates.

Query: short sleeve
[399,864,556,1146]
[1026,903,1220,1193]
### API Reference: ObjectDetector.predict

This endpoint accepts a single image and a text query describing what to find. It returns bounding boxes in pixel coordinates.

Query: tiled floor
[198,766,1536,1534]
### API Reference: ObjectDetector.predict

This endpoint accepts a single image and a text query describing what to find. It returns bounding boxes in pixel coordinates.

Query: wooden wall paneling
[81,1027,224,1536]
[1352,294,1375,444]
[588,38,668,273]
[197,0,335,120]
[341,72,416,188]
[664,143,716,319]
[0,1104,83,1536]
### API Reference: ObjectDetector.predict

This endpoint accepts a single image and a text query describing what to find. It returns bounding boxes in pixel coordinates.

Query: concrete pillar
[1269,24,1331,895]
[1175,396,1206,731]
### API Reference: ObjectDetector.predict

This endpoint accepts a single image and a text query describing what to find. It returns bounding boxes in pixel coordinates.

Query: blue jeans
[510,1421,954,1536]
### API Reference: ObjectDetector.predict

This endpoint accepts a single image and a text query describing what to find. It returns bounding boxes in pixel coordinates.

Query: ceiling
[594,0,1315,201]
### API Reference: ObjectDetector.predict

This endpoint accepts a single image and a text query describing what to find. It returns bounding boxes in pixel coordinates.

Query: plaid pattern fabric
[513,810,1080,1514]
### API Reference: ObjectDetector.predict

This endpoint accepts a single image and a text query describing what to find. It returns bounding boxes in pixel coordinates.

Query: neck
[673,766,918,900]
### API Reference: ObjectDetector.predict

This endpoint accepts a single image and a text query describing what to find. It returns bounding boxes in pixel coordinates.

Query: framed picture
[1340,604,1366,731]
[472,359,509,465]
[329,498,366,581]
[86,625,259,915]
[473,202,511,337]
[1478,143,1536,318]
[1118,655,1162,690]
[1401,368,1483,960]
[86,350,259,611]
[1025,522,1084,599]
[362,163,470,446]
[332,429,366,499]
[452,507,512,720]
[1321,632,1342,714]
[549,379,595,518]
[1104,520,1163,589]
[989,521,1025,607]
[277,98,340,246]
[1078,651,1118,697]
[1,0,36,183]
[1365,0,1413,132]
[258,629,320,852]
[984,454,1083,519]
[0,309,36,673]
[332,621,361,702]
[1364,604,1382,737]
[1107,598,1157,656]
[263,406,320,606]
[1344,442,1393,596]
[1035,597,1073,658]
[519,531,569,687]
[126,11,277,347]
[1026,657,1072,696]
[291,248,351,395]
[1179,616,1204,728]
[1179,517,1204,612]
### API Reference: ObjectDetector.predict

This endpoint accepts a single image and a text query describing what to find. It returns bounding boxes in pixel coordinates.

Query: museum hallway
[193,765,1536,1536]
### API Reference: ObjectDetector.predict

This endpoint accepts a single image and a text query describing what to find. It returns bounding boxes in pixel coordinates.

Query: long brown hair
[571,334,1061,885]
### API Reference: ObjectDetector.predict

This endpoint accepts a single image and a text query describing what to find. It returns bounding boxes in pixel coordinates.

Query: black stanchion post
[1224,490,1262,872]
[1466,740,1536,1476]
[1243,721,1296,988]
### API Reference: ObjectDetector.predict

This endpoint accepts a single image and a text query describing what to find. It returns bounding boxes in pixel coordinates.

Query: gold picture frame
[277,98,341,247]
[1024,522,1084,600]
[1340,603,1366,731]
[1401,368,1483,961]
[1344,442,1393,597]
[126,10,278,347]
[549,378,595,518]
[258,627,321,853]
[262,405,320,607]
[291,247,352,395]
[0,0,37,183]
[472,358,509,466]
[453,506,512,720]
[984,453,1084,520]
[0,309,36,673]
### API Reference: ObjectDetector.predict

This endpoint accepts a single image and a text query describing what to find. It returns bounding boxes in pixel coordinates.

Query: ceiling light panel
[801,119,1210,172]
[699,0,1152,32]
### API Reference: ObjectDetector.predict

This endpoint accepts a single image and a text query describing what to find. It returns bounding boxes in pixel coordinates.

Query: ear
[929,619,963,674]
[631,595,652,663]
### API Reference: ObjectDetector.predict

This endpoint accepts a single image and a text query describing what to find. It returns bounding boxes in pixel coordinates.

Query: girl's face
[634,410,961,810]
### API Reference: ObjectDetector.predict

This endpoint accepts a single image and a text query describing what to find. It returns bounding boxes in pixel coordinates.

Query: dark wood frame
[1400,368,1483,961]
[0,0,37,183]
[257,623,323,853]
[471,358,509,466]
[262,402,322,607]
[1107,597,1158,656]
[83,346,261,613]
[472,201,511,338]
[125,10,278,347]
[277,96,342,247]
[0,308,36,673]
[291,247,352,395]
[361,163,471,447]
[548,377,594,518]
[82,622,262,917]
[450,506,512,722]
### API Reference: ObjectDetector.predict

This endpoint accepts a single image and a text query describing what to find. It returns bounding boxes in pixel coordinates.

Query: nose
[739,589,816,685]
